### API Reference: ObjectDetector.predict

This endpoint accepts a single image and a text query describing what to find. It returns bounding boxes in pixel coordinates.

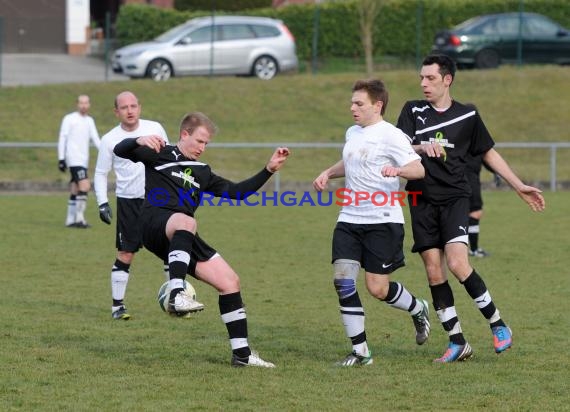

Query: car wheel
[146,59,173,81]
[252,56,278,80]
[475,49,500,69]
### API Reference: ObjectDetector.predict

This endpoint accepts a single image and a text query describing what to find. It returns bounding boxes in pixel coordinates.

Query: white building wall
[66,0,90,44]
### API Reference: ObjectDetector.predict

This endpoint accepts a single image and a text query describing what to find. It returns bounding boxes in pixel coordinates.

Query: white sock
[75,193,87,223]
[66,198,76,225]
[111,270,129,303]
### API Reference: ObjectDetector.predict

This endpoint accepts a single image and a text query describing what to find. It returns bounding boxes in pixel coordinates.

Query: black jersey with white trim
[396,100,494,204]
[114,139,273,216]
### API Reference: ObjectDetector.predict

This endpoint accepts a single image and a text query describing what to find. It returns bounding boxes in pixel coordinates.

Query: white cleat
[168,290,205,315]
[231,351,276,368]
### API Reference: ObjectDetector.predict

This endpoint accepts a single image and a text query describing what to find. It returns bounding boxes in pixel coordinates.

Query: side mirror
[177,37,192,45]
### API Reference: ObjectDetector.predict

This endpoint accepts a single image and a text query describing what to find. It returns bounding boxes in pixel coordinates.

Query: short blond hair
[179,112,218,137]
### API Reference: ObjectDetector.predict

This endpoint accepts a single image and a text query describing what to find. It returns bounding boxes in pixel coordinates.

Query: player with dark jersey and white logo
[396,54,545,362]
[114,111,290,368]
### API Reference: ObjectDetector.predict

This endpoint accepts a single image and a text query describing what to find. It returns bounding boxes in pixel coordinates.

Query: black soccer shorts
[409,196,470,253]
[69,166,88,183]
[466,170,483,212]
[140,207,217,276]
[332,221,405,275]
[116,197,144,253]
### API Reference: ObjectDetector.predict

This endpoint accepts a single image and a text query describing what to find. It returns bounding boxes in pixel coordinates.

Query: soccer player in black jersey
[397,54,545,362]
[114,112,290,367]
[464,103,500,258]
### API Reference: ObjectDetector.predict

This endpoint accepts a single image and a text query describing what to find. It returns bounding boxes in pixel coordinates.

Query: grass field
[0,191,568,411]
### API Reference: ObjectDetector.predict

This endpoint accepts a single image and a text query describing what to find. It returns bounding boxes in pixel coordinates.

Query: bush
[115,0,570,60]
[174,0,272,11]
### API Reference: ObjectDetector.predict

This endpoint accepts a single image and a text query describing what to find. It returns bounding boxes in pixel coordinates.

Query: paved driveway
[0,53,129,87]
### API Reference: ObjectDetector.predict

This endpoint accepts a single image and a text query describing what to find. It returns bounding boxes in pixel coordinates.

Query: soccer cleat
[231,351,275,368]
[336,351,373,367]
[412,299,431,345]
[112,306,131,320]
[469,248,489,257]
[74,221,91,229]
[492,326,512,353]
[434,342,473,363]
[168,289,205,314]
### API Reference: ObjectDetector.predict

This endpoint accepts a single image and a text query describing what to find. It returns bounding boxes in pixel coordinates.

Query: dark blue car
[432,12,570,69]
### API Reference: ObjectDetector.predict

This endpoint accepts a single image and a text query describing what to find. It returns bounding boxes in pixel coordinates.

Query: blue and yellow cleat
[112,306,131,320]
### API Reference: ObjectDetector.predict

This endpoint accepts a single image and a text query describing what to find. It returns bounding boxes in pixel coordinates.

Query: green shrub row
[115,0,570,61]
[174,0,272,11]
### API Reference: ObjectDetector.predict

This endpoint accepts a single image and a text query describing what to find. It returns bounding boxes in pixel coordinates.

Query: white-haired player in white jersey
[57,94,100,228]
[94,91,204,320]
[313,79,430,366]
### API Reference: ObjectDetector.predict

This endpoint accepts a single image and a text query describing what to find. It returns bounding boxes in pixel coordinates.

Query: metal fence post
[415,0,423,69]
[550,145,557,192]
[0,16,3,87]
[311,1,321,75]
[104,12,111,82]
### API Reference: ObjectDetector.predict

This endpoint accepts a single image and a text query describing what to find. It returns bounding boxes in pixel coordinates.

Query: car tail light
[449,35,461,46]
[280,23,295,42]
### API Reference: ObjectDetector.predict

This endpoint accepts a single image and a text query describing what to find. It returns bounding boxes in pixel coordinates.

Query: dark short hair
[423,54,457,82]
[179,112,218,137]
[352,79,389,115]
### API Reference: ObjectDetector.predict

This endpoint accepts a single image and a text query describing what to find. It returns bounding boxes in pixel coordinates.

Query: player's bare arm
[265,147,290,173]
[483,148,545,212]
[136,135,166,153]
[381,159,424,180]
[313,160,345,192]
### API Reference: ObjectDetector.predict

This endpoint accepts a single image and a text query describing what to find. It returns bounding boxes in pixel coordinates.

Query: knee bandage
[333,259,360,299]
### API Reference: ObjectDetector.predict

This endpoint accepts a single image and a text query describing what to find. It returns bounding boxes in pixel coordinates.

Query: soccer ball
[157,280,197,316]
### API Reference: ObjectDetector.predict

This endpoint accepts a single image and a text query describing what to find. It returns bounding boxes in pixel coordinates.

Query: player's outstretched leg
[221,292,275,368]
[460,270,512,353]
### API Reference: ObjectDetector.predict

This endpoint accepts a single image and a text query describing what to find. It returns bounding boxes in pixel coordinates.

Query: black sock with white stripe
[220,292,250,359]
[168,230,194,299]
[430,281,466,345]
[461,270,506,328]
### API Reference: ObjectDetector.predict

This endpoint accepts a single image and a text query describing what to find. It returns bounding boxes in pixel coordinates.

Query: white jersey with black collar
[57,111,100,167]
[94,119,168,205]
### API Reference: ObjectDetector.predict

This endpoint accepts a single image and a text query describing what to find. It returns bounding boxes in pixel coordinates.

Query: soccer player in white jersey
[313,79,431,366]
[94,91,203,320]
[57,94,100,228]
[396,54,545,362]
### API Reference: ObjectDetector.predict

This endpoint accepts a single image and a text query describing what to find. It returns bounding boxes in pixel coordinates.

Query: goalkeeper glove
[98,203,113,225]
[58,159,67,172]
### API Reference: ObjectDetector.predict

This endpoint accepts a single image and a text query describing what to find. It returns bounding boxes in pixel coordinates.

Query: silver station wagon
[112,15,299,80]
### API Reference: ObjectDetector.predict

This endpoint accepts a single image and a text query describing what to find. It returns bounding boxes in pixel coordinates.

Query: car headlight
[122,50,145,59]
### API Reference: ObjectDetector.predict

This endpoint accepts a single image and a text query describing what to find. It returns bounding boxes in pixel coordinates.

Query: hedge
[174,0,272,11]
[115,0,570,61]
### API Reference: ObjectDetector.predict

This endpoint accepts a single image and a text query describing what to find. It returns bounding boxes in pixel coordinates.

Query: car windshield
[154,22,198,42]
